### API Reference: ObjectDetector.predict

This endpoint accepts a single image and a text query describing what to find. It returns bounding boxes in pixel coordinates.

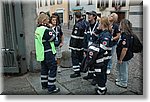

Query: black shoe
[83,75,93,80]
[48,87,60,94]
[70,73,81,78]
[95,88,107,95]
[91,79,97,86]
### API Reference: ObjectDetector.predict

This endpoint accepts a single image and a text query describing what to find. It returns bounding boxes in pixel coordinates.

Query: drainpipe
[68,0,70,29]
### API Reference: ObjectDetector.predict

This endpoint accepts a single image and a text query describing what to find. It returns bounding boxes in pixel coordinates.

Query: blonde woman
[35,13,60,93]
[107,13,121,74]
[94,16,112,95]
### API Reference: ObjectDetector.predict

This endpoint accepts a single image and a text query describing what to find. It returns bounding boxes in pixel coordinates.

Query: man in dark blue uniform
[69,12,88,78]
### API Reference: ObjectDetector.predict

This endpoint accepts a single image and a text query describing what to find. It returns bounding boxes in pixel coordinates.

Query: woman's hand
[60,42,63,48]
[118,60,122,64]
[83,52,86,57]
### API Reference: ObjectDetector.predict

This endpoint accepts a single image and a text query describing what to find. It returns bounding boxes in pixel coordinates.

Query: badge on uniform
[49,32,53,35]
[122,41,126,45]
[102,41,107,46]
[89,51,93,56]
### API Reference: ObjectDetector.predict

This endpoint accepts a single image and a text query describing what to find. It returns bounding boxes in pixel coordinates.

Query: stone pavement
[1,65,141,95]
[26,69,138,95]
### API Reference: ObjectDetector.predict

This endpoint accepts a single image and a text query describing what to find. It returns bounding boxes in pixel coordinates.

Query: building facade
[96,0,142,28]
[128,2,143,31]
[36,0,143,31]
[69,0,142,31]
[36,0,69,25]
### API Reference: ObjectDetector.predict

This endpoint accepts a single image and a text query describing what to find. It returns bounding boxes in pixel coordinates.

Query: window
[40,0,42,7]
[112,0,126,7]
[112,0,115,7]
[97,0,109,8]
[88,0,93,5]
[122,0,126,6]
[50,0,55,5]
[97,0,100,8]
[69,15,73,20]
[57,0,62,4]
[76,0,80,6]
[45,0,48,6]
[106,0,109,7]
[37,1,39,8]
[101,0,104,6]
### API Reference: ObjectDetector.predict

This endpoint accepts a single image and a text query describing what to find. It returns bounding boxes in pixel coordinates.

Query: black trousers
[94,63,106,87]
[71,49,83,74]
[95,60,110,88]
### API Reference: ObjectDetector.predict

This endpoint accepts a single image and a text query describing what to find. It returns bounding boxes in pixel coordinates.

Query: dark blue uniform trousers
[71,50,83,74]
[41,51,57,91]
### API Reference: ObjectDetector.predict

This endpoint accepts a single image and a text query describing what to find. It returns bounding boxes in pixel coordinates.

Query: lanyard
[89,21,98,36]
[52,26,58,35]
[52,26,59,41]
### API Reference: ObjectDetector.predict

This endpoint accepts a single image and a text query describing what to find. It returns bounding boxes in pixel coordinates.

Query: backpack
[131,34,143,53]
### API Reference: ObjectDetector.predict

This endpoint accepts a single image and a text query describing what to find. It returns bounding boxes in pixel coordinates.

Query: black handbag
[80,43,99,73]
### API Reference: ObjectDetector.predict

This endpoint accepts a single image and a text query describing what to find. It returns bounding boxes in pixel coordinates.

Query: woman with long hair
[49,15,64,73]
[115,19,134,88]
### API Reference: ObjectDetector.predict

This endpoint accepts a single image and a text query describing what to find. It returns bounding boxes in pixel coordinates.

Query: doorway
[1,2,27,74]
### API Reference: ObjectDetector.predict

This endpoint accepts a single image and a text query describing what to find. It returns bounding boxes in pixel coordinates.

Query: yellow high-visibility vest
[35,26,56,61]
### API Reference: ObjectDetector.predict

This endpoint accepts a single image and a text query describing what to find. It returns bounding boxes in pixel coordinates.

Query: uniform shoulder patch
[89,51,93,56]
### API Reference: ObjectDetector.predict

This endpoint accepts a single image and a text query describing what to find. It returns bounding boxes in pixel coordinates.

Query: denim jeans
[116,61,129,85]
[107,45,117,70]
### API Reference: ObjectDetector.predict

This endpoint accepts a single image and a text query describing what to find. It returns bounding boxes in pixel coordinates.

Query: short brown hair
[49,15,58,25]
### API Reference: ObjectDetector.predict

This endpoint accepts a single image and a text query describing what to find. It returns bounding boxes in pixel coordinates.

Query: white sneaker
[115,78,120,82]
[106,69,111,74]
[115,82,127,88]
[57,66,61,73]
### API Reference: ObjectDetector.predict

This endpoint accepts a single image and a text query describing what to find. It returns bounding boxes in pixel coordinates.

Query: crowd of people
[35,11,136,95]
